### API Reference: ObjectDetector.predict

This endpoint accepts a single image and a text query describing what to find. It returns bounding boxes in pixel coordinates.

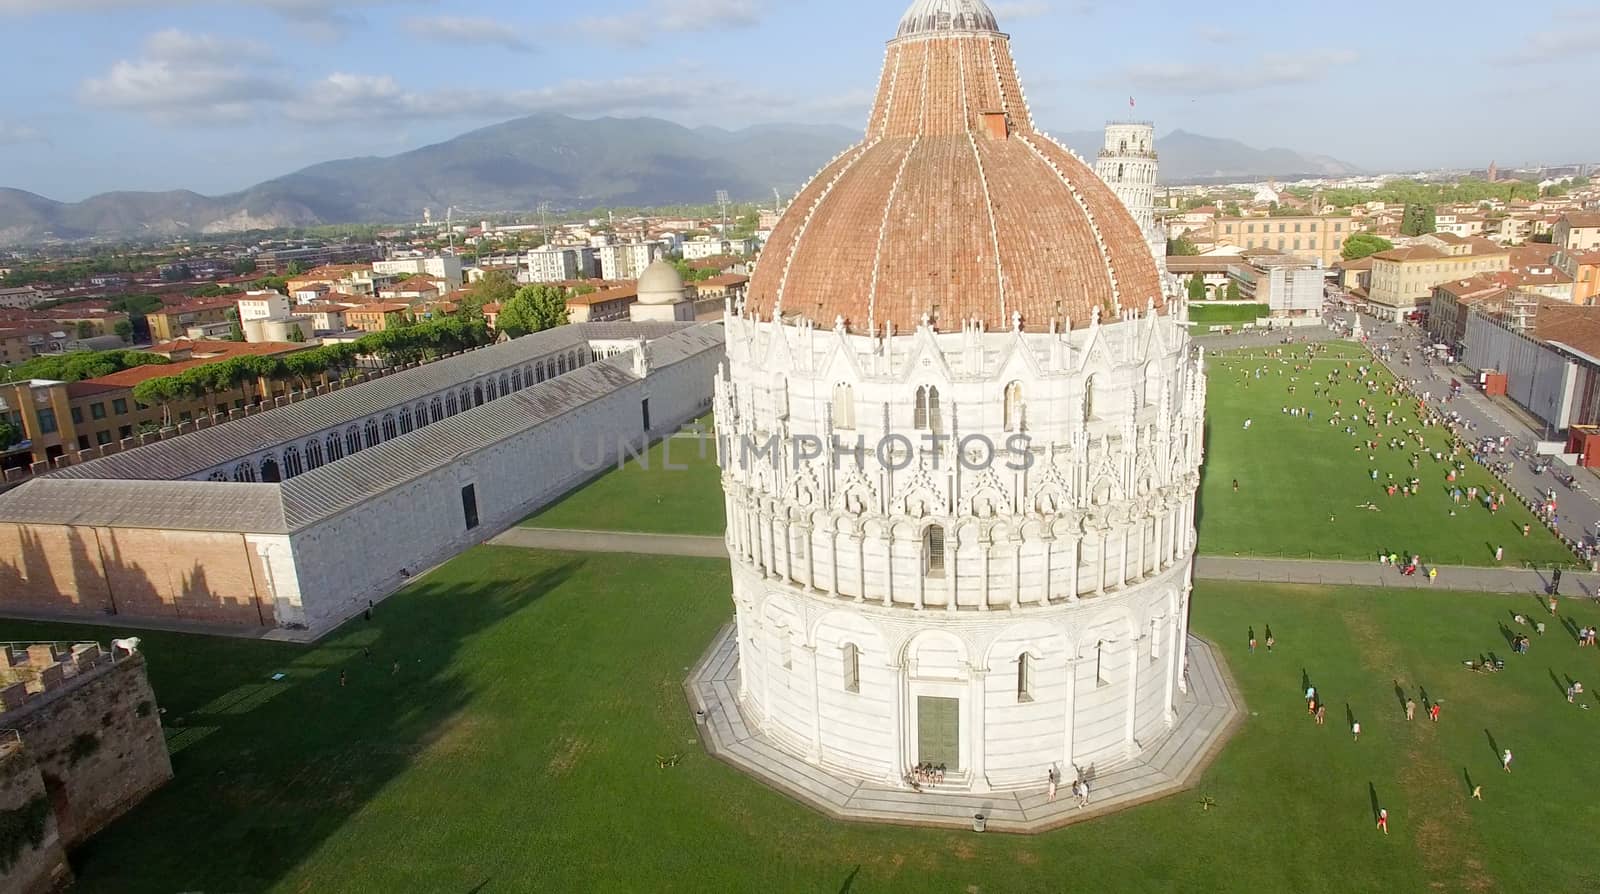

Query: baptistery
[711,0,1206,793]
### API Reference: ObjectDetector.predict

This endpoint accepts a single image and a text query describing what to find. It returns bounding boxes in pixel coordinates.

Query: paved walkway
[495,527,1600,596]
[685,624,1242,832]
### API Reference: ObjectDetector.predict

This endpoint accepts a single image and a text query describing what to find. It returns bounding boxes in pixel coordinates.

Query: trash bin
[972,813,986,833]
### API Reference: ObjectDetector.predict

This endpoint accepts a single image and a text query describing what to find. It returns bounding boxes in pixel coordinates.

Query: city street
[1351,309,1600,570]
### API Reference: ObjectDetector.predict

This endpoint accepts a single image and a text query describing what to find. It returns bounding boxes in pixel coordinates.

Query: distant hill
[0,116,1358,244]
[1054,128,1362,182]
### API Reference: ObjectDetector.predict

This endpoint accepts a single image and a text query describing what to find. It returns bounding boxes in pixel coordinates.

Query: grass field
[1199,344,1573,567]
[1187,303,1269,324]
[15,549,1600,893]
[520,433,725,536]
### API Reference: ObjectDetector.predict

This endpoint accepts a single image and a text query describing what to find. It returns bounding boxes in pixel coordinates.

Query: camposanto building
[710,0,1207,793]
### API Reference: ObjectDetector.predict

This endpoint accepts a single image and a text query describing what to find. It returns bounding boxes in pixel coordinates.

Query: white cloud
[402,16,534,53]
[79,30,291,120]
[0,0,413,39]
[1492,24,1600,65]
[1113,49,1357,95]
[1195,24,1241,44]
[577,0,767,45]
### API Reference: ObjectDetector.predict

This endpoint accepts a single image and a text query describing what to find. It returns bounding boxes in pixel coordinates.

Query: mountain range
[0,115,1360,244]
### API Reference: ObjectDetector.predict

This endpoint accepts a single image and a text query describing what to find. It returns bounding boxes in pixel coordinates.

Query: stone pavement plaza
[684,624,1241,833]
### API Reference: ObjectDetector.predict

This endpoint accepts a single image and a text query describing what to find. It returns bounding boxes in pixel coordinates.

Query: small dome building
[630,258,695,322]
[711,0,1207,793]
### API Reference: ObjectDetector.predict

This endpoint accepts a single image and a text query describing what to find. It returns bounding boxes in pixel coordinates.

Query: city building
[379,279,444,304]
[596,241,666,280]
[0,340,310,469]
[254,244,380,274]
[629,259,694,323]
[0,286,46,309]
[527,246,595,283]
[344,303,412,332]
[1428,275,1526,350]
[1464,300,1600,433]
[712,0,1208,796]
[236,290,292,323]
[1210,215,1355,268]
[1555,213,1600,252]
[145,300,237,342]
[0,322,721,634]
[565,285,639,323]
[373,255,464,288]
[1366,238,1511,322]
[682,237,755,260]
[1229,250,1323,321]
[1556,250,1600,305]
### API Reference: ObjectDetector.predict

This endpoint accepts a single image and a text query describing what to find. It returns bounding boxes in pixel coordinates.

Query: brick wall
[0,524,271,626]
[0,648,173,846]
[0,744,72,894]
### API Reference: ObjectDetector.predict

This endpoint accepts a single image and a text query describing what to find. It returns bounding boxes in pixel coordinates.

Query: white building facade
[527,246,594,283]
[1094,122,1169,278]
[598,242,667,280]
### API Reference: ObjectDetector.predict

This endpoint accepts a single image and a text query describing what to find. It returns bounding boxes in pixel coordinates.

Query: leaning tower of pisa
[1094,122,1168,279]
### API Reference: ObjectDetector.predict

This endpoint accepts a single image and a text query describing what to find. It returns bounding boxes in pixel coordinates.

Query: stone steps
[684,626,1243,833]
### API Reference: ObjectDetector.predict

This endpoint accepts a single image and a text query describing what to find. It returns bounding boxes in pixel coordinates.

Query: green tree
[191,283,242,298]
[1225,281,1242,301]
[1168,235,1200,257]
[75,321,94,339]
[1341,232,1394,261]
[113,320,134,343]
[284,261,307,276]
[131,377,180,427]
[1222,202,1243,217]
[226,309,244,342]
[286,326,307,343]
[497,285,569,338]
[0,417,20,451]
[1187,274,1206,301]
[465,270,520,308]
[232,258,259,275]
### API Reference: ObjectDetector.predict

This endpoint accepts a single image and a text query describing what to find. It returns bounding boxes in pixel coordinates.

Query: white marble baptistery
[712,308,1207,793]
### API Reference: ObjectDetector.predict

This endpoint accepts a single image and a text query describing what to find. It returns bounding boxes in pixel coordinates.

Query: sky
[0,0,1596,202]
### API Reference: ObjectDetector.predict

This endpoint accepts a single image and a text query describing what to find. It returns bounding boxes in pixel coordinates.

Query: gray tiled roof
[0,479,288,534]
[49,321,696,483]
[0,323,725,534]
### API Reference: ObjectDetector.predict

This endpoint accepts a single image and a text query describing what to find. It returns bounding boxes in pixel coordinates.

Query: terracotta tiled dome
[747,0,1163,333]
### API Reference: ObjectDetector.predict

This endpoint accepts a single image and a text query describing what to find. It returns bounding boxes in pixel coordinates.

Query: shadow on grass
[1549,668,1567,698]
[838,865,861,893]
[1463,767,1474,797]
[1485,728,1501,761]
[63,552,583,891]
[1367,781,1380,822]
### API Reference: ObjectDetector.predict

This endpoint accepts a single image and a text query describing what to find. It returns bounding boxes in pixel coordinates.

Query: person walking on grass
[1352,720,1362,742]
[1472,784,1483,801]
[1406,697,1416,721]
[1316,703,1326,726]
[1376,808,1388,835]
[1502,749,1514,773]
[1248,627,1257,655]
[1430,703,1440,723]
[1429,566,1438,585]
[1495,545,1504,562]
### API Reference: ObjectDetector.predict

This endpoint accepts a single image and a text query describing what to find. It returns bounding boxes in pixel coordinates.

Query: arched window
[382,413,397,441]
[446,393,459,416]
[460,387,471,410]
[1117,163,1125,179]
[473,384,484,407]
[282,447,303,478]
[306,439,324,469]
[345,425,361,455]
[499,373,510,394]
[914,385,942,434]
[569,350,578,370]
[842,643,861,693]
[399,406,413,434]
[1017,653,1033,702]
[260,457,281,482]
[923,524,945,577]
[1003,381,1025,432]
[233,461,256,482]
[512,369,523,391]
[326,433,343,461]
[832,383,855,430]
[556,355,567,374]
[485,379,497,400]
[536,362,546,383]
[1083,375,1096,422]
[432,396,444,421]
[365,418,380,447]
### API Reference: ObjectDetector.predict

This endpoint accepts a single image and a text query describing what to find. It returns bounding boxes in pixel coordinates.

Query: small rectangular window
[90,403,106,420]
[36,409,57,434]
[461,484,480,530]
[95,430,111,446]
[70,406,83,424]
[641,398,651,432]
[113,399,128,414]
[1017,653,1033,702]
[843,643,860,693]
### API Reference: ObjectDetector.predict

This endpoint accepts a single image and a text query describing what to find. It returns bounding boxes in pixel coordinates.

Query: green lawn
[521,434,725,536]
[1200,345,1573,567]
[16,550,1600,892]
[1187,302,1269,324]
